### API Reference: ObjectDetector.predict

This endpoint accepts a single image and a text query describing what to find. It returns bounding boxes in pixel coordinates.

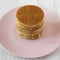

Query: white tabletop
[0,0,60,60]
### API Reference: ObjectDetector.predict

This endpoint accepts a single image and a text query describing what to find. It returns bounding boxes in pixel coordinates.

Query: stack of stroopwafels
[16,5,44,40]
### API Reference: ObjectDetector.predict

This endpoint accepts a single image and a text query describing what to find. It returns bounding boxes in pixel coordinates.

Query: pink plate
[0,8,60,58]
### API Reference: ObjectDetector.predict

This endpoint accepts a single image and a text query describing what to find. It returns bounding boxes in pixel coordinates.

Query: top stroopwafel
[16,5,44,27]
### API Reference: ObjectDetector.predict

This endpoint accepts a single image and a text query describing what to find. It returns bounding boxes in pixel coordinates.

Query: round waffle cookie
[16,5,44,40]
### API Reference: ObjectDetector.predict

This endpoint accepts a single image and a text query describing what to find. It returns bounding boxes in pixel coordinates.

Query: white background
[0,0,60,60]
